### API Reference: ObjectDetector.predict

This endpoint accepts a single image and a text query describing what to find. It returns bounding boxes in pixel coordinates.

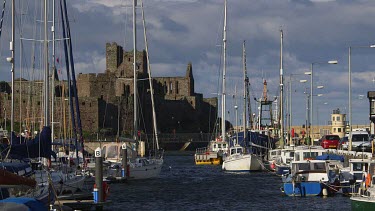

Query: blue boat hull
[283,182,324,196]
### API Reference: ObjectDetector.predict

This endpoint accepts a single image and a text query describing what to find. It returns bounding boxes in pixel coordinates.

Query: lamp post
[300,79,309,144]
[348,45,375,151]
[306,60,337,144]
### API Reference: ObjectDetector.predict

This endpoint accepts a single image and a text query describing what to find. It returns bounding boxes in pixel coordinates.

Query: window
[176,81,179,94]
[82,102,85,106]
[334,128,336,132]
[170,82,173,93]
[332,116,335,121]
[338,128,341,132]
[337,116,341,121]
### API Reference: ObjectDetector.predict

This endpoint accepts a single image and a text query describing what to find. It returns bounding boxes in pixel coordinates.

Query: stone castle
[0,42,217,138]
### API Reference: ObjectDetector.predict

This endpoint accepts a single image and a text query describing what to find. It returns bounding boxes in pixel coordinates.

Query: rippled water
[107,153,351,211]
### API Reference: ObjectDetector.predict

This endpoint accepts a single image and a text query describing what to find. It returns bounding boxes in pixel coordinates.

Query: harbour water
[107,153,351,211]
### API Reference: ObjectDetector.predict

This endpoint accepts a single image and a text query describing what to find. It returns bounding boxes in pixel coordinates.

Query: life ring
[366,173,371,188]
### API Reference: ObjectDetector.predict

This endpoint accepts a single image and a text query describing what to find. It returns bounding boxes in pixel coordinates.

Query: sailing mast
[242,41,247,142]
[140,0,159,151]
[51,0,56,142]
[133,0,138,142]
[10,0,15,144]
[43,0,50,128]
[279,29,284,148]
[221,0,227,141]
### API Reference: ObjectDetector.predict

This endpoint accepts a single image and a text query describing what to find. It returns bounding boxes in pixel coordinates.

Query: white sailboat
[221,6,262,171]
[103,0,162,180]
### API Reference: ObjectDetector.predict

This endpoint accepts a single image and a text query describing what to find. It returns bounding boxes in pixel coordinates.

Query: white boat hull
[128,159,163,180]
[222,154,262,171]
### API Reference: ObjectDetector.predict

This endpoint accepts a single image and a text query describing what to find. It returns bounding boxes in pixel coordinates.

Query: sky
[1,0,375,129]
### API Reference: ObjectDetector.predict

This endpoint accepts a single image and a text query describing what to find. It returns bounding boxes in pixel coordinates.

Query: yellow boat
[194,138,228,165]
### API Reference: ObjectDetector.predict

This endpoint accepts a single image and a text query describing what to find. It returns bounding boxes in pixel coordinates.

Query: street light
[349,45,375,150]
[300,80,310,145]
[309,60,337,144]
[287,74,307,146]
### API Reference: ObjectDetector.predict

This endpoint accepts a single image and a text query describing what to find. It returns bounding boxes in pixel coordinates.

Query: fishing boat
[194,137,228,165]
[282,160,338,197]
[350,166,375,210]
[222,144,262,171]
[340,159,375,196]
[273,147,295,175]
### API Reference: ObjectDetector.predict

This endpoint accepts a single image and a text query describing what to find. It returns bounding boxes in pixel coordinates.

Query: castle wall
[0,42,218,138]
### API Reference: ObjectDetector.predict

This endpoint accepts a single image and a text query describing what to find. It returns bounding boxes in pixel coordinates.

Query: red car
[320,135,340,149]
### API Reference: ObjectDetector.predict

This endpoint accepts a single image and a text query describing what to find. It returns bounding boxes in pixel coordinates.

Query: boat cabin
[290,160,329,182]
[293,146,326,161]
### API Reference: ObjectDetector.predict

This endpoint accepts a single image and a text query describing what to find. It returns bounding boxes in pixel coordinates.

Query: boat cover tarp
[1,126,56,160]
[316,154,344,162]
[0,162,32,176]
[0,197,47,211]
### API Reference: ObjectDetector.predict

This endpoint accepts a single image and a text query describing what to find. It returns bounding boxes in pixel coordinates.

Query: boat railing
[195,147,209,155]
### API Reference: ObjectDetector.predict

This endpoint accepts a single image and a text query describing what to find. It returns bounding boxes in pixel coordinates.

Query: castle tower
[106,42,123,73]
[186,62,194,96]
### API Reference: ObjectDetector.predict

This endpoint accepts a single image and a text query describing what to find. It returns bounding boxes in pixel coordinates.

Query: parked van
[342,130,371,152]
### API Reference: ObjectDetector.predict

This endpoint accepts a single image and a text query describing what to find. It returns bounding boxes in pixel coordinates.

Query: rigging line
[0,0,6,39]
[140,0,158,150]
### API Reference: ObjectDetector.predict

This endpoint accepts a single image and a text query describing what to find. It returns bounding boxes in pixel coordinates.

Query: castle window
[337,116,340,121]
[23,100,26,103]
[170,82,173,93]
[101,95,103,100]
[90,103,92,107]
[82,102,85,106]
[37,101,40,105]
[137,64,140,70]
[176,81,179,94]
[128,57,131,62]
[102,85,104,89]
[121,71,123,77]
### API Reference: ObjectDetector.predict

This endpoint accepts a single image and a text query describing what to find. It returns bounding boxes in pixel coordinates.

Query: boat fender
[270,162,275,170]
[94,182,110,201]
[366,173,372,188]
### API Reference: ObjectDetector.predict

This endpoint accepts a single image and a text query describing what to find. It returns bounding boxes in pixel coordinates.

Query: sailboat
[221,38,262,172]
[102,0,163,180]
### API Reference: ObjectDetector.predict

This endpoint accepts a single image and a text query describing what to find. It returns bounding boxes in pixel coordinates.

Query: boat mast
[44,0,50,127]
[140,0,159,150]
[221,0,227,141]
[51,0,56,141]
[279,29,284,148]
[133,0,138,141]
[242,41,247,142]
[10,0,14,144]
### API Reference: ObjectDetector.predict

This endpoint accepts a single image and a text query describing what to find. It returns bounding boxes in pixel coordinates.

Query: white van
[344,130,371,152]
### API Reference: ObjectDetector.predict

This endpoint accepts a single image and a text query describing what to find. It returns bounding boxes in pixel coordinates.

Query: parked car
[319,134,340,149]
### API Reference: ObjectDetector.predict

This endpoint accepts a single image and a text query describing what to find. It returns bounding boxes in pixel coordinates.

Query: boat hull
[351,196,375,210]
[283,182,325,196]
[222,154,262,171]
